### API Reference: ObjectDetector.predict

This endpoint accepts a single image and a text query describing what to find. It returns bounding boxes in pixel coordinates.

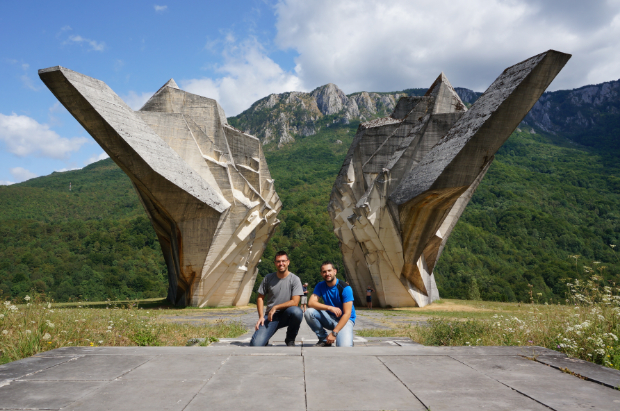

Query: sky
[1,0,619,185]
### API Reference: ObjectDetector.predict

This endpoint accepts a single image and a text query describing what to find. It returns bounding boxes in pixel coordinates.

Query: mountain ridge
[229,78,620,154]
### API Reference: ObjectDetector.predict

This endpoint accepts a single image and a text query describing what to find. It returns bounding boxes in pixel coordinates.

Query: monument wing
[39,67,281,307]
[328,50,570,308]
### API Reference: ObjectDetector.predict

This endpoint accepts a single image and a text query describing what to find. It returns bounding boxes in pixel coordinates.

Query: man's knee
[304,307,318,321]
[286,305,303,322]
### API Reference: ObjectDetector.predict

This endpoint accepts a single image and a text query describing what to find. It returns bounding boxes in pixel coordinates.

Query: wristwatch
[331,330,338,337]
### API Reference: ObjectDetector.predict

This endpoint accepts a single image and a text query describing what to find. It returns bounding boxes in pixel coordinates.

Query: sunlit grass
[358,275,620,370]
[0,296,247,364]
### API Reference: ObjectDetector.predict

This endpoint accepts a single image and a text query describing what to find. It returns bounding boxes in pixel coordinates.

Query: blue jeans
[304,308,354,347]
[249,306,303,346]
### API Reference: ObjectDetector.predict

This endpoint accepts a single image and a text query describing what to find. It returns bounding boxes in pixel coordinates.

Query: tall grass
[359,273,620,370]
[0,296,246,364]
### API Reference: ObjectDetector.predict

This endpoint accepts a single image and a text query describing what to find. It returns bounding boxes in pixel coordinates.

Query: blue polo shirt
[312,279,356,324]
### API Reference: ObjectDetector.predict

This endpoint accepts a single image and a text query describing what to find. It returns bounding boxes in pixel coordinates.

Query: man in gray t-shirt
[250,251,304,346]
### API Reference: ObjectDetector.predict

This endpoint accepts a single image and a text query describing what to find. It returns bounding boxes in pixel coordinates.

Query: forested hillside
[1,80,619,304]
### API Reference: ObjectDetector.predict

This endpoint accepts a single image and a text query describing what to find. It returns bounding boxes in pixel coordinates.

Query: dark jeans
[249,306,303,346]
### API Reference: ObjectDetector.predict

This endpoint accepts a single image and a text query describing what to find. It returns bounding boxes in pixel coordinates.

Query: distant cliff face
[228,78,620,151]
[228,83,406,147]
[522,79,620,150]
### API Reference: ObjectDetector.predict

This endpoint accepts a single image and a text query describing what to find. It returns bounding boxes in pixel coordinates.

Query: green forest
[0,117,619,304]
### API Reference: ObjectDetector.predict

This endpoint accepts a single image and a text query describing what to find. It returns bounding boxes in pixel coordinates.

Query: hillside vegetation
[0,81,619,304]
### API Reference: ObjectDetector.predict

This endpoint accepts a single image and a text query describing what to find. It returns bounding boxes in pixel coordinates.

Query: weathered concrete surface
[2,345,619,410]
[329,50,570,307]
[39,67,281,307]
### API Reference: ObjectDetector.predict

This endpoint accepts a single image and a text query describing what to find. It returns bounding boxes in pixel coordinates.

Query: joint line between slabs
[448,355,556,411]
[181,355,231,411]
[530,357,617,390]
[303,355,308,411]
[376,356,429,410]
[59,355,154,410]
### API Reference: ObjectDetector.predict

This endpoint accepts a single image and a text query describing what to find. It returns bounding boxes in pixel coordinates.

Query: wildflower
[24,295,30,301]
[9,305,17,312]
[107,326,113,330]
[47,303,51,309]
[42,333,51,340]
[2,330,7,335]
[98,340,103,344]
[25,330,31,334]
[4,301,10,306]
[0,314,4,319]
[90,342,94,347]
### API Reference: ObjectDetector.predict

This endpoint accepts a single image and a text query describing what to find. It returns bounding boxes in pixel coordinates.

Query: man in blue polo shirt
[304,261,356,347]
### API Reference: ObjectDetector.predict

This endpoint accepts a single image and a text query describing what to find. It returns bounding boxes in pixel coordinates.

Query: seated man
[304,261,356,347]
[250,251,304,347]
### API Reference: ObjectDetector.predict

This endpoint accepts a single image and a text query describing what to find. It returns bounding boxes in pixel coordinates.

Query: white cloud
[10,167,37,183]
[273,0,620,93]
[65,34,106,52]
[0,113,88,159]
[0,180,15,186]
[55,167,80,172]
[154,5,168,13]
[85,151,110,165]
[182,38,304,116]
[121,91,154,110]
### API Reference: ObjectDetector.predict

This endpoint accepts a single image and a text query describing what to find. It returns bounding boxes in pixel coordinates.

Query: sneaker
[285,340,295,347]
[314,340,332,347]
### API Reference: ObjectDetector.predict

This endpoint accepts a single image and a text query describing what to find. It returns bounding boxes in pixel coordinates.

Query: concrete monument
[39,67,282,307]
[328,50,571,308]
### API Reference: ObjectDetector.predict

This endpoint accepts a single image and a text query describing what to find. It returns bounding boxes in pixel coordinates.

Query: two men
[250,253,355,347]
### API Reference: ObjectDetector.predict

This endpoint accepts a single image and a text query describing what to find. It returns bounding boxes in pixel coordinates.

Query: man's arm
[268,295,300,321]
[307,294,342,317]
[255,294,265,330]
[325,301,352,344]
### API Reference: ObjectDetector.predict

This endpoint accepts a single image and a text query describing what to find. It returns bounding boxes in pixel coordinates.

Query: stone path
[2,343,620,410]
[2,309,620,410]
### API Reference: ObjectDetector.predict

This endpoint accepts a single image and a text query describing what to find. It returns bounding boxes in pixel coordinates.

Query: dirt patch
[392,301,493,312]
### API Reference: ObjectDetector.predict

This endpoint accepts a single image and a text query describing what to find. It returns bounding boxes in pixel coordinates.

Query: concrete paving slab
[21,354,151,381]
[0,355,79,381]
[380,355,549,411]
[122,355,227,381]
[38,345,301,356]
[0,380,105,409]
[65,379,206,411]
[302,345,561,357]
[304,355,426,410]
[536,355,620,389]
[185,356,306,411]
[455,355,620,410]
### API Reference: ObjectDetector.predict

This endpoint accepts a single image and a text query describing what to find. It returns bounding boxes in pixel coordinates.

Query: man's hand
[329,306,342,318]
[326,332,336,344]
[255,316,265,331]
[268,306,278,321]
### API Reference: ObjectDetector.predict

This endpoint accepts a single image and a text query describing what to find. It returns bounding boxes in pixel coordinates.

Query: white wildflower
[1,330,7,335]
[47,303,51,309]
[25,330,31,334]
[42,333,51,340]
[24,295,30,301]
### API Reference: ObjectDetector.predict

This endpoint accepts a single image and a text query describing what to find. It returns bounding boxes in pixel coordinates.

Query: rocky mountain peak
[310,83,348,115]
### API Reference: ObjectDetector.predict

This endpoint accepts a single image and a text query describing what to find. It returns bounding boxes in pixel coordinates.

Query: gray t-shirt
[258,272,304,314]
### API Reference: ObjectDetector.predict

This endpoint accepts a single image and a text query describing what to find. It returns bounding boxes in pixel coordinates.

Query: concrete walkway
[1,342,620,410]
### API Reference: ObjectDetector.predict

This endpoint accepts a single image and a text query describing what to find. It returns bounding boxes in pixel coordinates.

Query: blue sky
[1,0,619,185]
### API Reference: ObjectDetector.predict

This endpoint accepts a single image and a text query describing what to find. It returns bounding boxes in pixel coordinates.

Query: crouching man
[305,261,355,347]
[250,251,304,347]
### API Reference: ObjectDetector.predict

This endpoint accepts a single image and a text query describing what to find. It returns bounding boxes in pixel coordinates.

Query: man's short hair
[274,250,289,260]
[320,261,337,270]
